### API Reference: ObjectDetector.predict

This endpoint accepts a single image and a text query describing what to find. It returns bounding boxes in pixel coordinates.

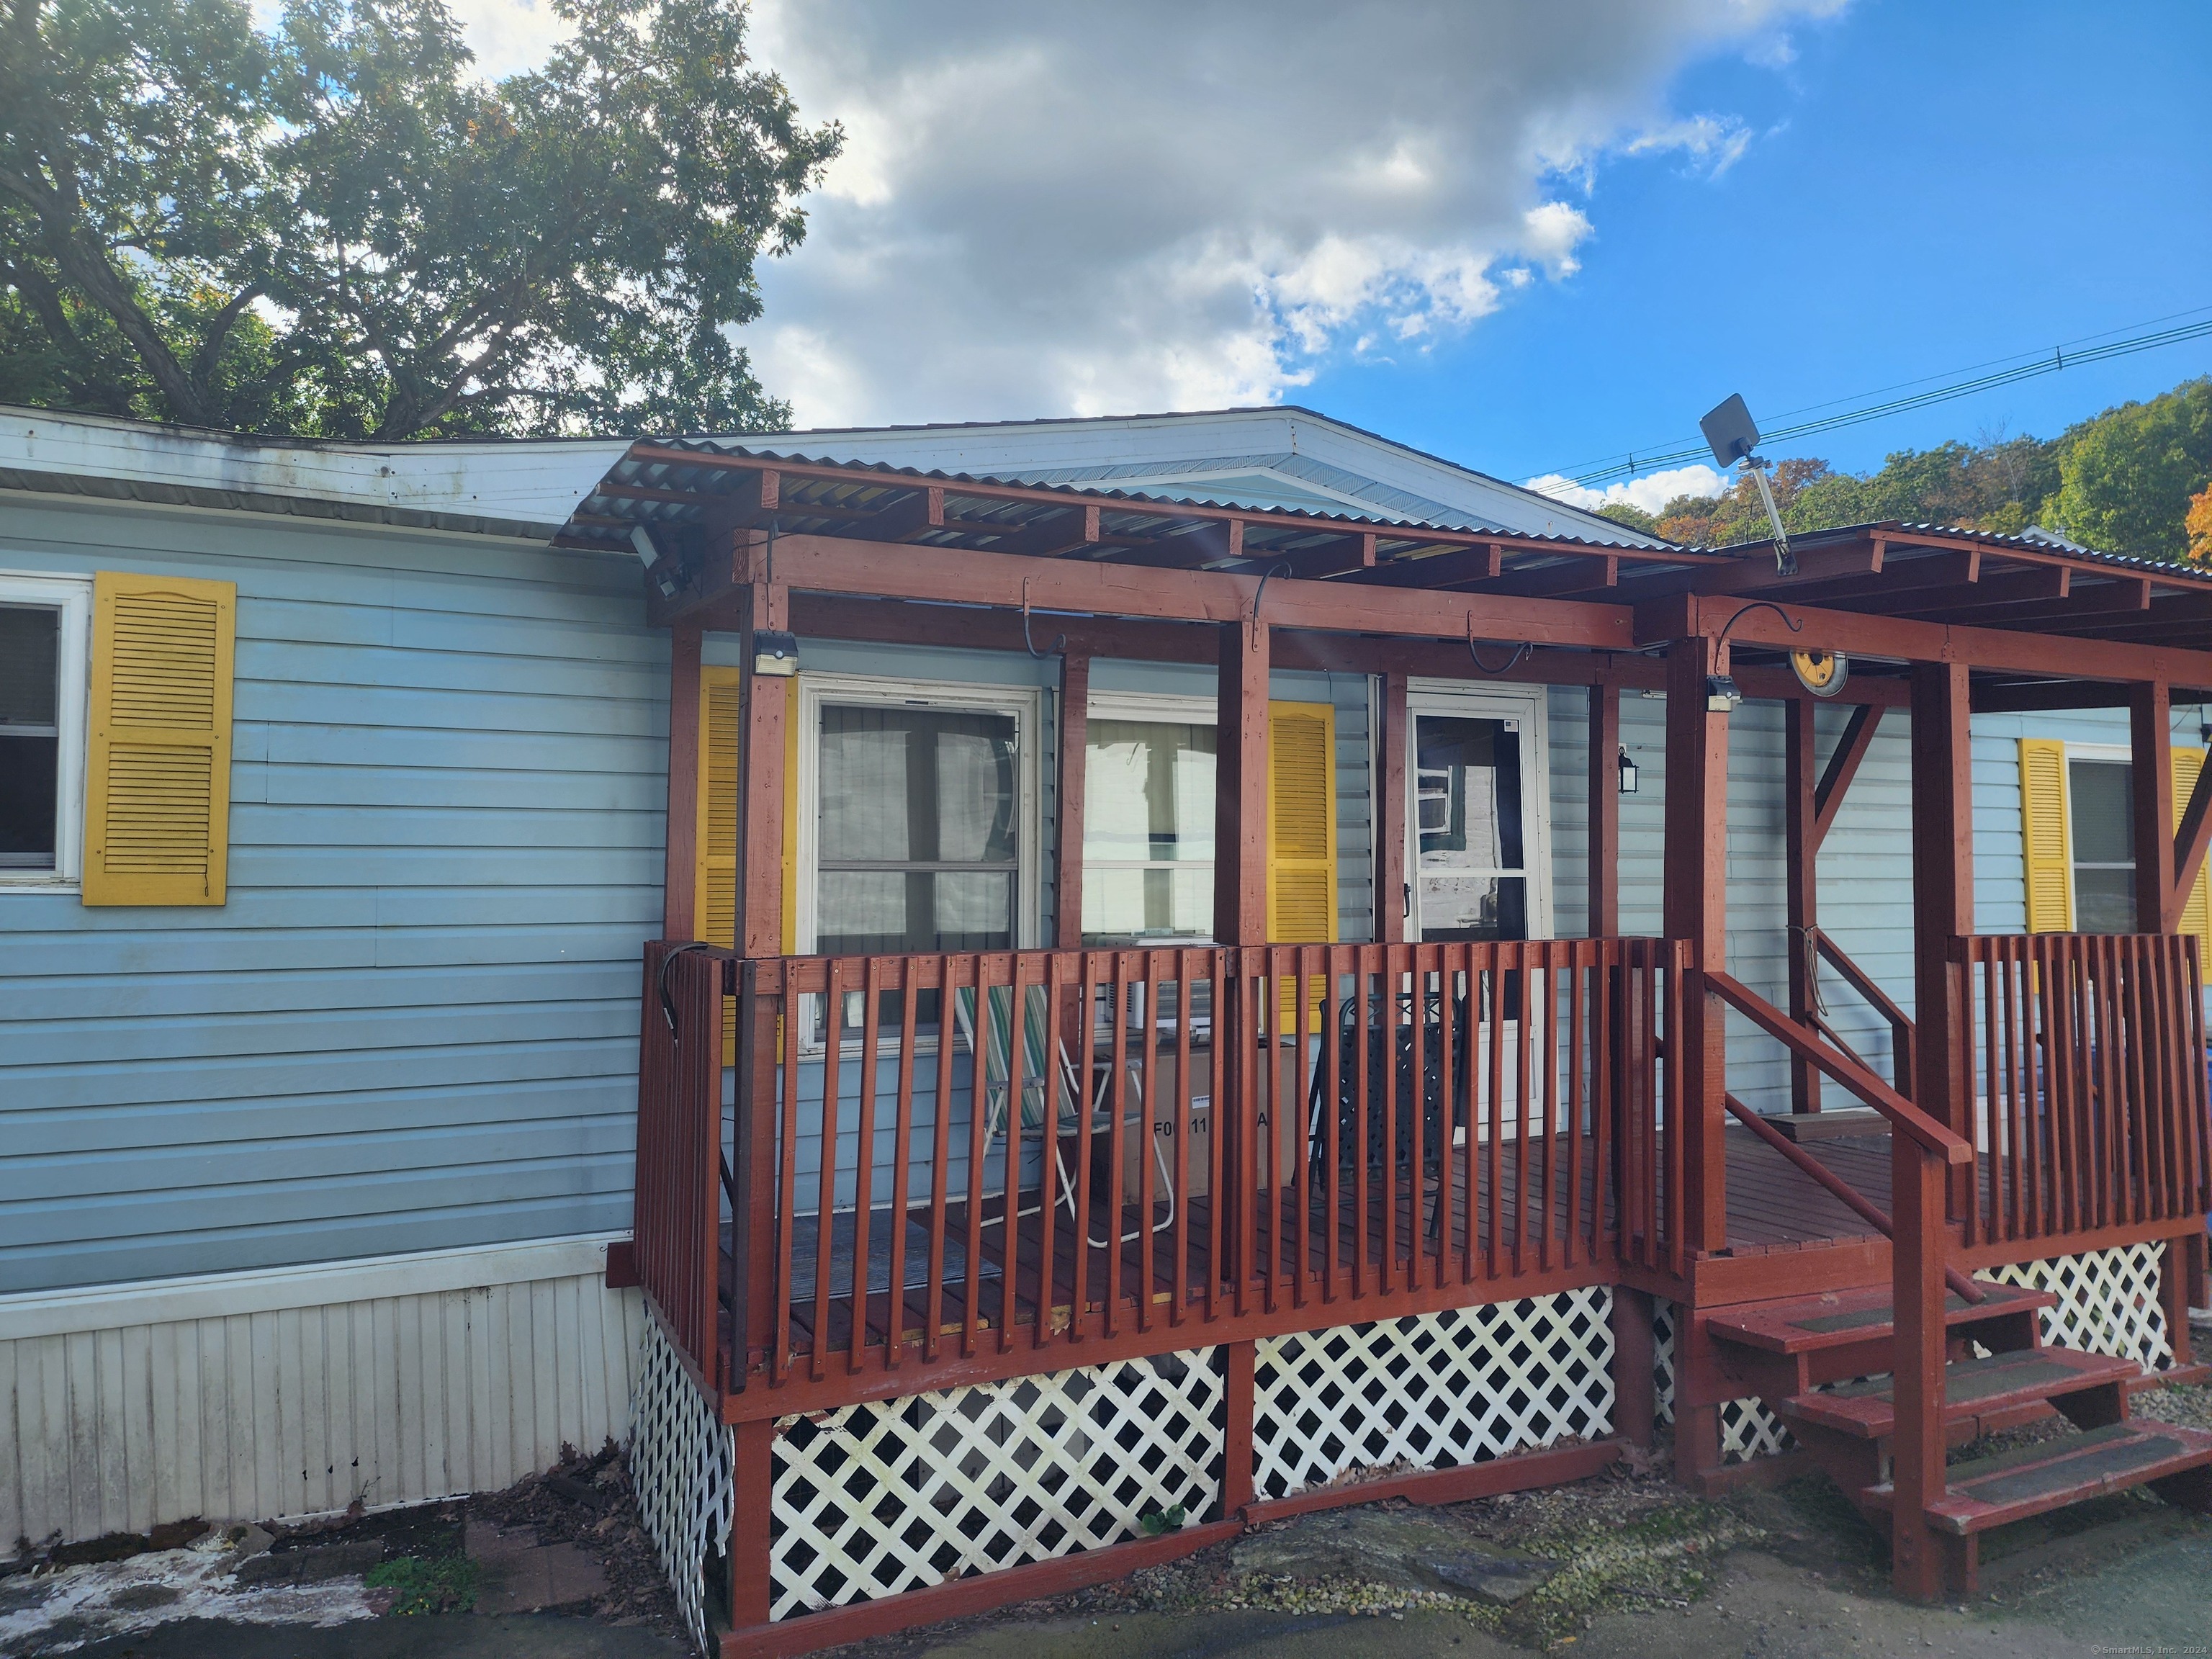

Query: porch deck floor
[724,1123,1964,1365]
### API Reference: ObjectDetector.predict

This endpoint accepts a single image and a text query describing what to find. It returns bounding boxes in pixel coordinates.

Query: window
[796,676,1041,958]
[1082,694,1216,943]
[0,573,90,889]
[2067,757,2135,933]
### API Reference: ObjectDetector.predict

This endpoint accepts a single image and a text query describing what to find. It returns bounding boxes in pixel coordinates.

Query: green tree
[2043,378,2212,561]
[0,0,840,437]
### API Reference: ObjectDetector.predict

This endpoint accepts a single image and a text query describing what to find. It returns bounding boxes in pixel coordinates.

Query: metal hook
[1247,559,1292,652]
[1465,613,1534,675]
[657,942,713,1034]
[1715,599,1804,644]
[1022,575,1066,660]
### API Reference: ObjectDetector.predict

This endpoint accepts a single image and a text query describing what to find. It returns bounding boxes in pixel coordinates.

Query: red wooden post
[2132,681,2177,932]
[1215,613,1269,1295]
[1896,658,1974,1602]
[730,1416,775,1627]
[736,573,791,961]
[1784,696,1820,1113]
[1588,680,1620,940]
[1379,672,1409,943]
[1055,650,1091,948]
[1222,1339,1257,1516]
[1661,635,1728,1254]
[664,623,703,939]
[1609,1284,1656,1448]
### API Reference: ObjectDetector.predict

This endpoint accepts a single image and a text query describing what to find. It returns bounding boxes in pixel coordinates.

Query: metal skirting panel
[1,1264,647,1548]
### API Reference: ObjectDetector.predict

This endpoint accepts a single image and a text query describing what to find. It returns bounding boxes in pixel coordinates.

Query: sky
[451,0,2212,511]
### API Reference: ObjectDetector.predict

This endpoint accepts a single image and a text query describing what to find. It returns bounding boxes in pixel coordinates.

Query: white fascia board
[0,405,629,529]
[0,1232,626,1339]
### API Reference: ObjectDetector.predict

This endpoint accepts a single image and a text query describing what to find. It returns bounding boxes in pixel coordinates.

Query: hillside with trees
[1597,375,2212,566]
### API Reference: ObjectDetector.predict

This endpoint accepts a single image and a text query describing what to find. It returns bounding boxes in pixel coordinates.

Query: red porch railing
[1954,933,2212,1246]
[631,937,1683,1406]
[633,940,735,1386]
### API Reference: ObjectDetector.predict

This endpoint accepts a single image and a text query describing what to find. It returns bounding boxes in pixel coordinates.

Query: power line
[1544,307,2212,492]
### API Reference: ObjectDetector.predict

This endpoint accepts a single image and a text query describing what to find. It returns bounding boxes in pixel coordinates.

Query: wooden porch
[574,444,2212,1642]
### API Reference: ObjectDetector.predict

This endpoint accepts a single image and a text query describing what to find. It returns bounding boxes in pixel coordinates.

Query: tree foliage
[1630,377,2212,563]
[0,0,841,438]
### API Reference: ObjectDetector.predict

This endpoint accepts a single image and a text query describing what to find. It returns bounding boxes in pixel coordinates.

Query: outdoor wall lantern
[1617,747,1639,793]
[1705,675,1743,714]
[752,629,800,677]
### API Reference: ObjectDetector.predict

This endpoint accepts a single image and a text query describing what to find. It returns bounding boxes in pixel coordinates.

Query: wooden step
[1778,1346,2137,1440]
[1706,1280,2053,1357]
[1771,1108,1887,1142]
[1863,1420,2212,1536]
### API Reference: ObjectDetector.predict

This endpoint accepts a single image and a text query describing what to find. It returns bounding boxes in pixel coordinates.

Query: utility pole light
[1699,394,1797,577]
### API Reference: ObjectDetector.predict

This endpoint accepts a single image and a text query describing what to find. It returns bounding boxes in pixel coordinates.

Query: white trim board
[0,1232,624,1341]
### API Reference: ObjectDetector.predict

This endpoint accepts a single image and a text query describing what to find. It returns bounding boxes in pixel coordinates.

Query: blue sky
[1308,0,2212,497]
[454,0,2211,497]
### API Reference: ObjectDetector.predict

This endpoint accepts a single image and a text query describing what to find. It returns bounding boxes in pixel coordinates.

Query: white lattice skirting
[1653,1300,1794,1464]
[1252,1290,1614,1501]
[1977,1241,2174,1371]
[629,1318,735,1652]
[768,1348,1223,1621]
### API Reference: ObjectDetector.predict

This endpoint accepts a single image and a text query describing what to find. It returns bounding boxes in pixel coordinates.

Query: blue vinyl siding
[0,495,665,1294]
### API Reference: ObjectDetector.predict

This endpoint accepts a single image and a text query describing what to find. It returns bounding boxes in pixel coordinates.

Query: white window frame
[793,672,1046,958]
[0,570,91,891]
[1401,678,1554,941]
[1082,688,1219,943]
[2061,740,2134,932]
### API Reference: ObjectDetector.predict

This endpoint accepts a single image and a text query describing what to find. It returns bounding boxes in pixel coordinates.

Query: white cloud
[434,0,1840,426]
[1527,463,1727,514]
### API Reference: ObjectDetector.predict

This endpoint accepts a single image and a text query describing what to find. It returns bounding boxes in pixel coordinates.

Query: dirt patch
[464,1442,686,1638]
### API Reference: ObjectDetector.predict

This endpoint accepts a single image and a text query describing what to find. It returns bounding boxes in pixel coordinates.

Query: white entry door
[1402,682,1553,1140]
[1403,683,1551,943]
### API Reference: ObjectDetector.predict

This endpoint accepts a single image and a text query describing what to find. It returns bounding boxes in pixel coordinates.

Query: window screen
[0,606,60,869]
[814,704,1020,956]
[1082,717,1216,941]
[2068,758,2135,933]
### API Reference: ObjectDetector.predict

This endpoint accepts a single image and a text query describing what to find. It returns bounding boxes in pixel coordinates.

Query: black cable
[1550,313,2212,487]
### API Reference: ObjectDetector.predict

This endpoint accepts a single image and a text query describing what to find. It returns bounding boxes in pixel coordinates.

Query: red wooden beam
[685,531,1639,650]
[1648,589,2212,690]
[1812,703,1886,851]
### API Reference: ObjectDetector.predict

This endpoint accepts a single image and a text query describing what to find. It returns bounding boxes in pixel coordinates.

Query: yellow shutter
[697,667,742,1064]
[82,571,235,906]
[2020,738,2072,933]
[2175,746,2210,965]
[1267,700,1336,1028]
